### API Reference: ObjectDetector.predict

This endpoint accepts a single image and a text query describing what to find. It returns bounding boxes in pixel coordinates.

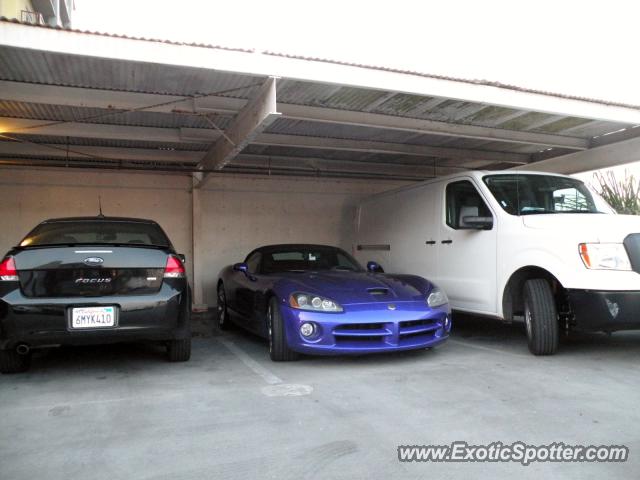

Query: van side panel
[355,182,440,280]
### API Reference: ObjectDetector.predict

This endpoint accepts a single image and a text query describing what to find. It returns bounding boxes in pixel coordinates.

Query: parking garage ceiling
[1,18,640,184]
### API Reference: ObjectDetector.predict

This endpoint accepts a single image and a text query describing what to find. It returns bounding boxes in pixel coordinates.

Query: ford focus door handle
[441,240,453,244]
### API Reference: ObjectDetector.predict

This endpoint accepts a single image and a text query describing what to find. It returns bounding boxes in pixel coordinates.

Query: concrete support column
[191,175,208,311]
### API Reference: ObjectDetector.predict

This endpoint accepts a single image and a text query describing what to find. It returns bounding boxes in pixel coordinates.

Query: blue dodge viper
[217,244,451,361]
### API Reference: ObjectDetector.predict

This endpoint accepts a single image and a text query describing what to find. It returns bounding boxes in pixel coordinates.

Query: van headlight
[579,243,632,271]
[289,293,343,312]
[427,287,449,308]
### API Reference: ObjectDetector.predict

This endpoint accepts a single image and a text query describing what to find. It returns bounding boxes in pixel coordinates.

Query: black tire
[167,338,191,362]
[217,283,232,331]
[523,279,559,356]
[267,297,298,362]
[0,349,31,374]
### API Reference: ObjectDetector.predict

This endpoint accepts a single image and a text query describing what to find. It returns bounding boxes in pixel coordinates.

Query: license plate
[71,306,116,329]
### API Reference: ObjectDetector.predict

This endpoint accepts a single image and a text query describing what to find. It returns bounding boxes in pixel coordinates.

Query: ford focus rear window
[20,221,171,247]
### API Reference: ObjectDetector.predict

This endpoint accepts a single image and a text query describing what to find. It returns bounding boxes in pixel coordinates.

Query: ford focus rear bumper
[567,289,640,332]
[0,282,190,350]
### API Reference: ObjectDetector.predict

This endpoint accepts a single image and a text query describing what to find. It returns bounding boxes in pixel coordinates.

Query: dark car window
[246,252,262,274]
[261,247,362,274]
[272,252,304,261]
[446,180,492,230]
[20,221,171,247]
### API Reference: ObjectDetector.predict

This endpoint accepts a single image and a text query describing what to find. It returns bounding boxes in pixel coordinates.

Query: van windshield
[483,174,611,216]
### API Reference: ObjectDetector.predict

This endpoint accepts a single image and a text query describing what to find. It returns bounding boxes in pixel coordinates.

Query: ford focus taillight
[0,257,18,281]
[164,255,186,278]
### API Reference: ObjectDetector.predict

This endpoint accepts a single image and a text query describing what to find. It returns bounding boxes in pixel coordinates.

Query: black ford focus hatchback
[0,217,191,373]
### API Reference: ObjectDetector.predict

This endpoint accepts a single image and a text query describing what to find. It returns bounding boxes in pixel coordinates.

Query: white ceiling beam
[0,116,529,164]
[516,136,640,174]
[0,117,220,143]
[3,21,640,124]
[0,140,486,174]
[276,104,588,149]
[232,154,462,178]
[0,80,201,113]
[195,77,280,187]
[0,142,204,163]
[590,125,640,147]
[254,133,529,164]
[0,81,586,149]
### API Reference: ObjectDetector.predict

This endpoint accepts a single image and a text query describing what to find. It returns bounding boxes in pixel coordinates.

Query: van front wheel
[523,279,559,356]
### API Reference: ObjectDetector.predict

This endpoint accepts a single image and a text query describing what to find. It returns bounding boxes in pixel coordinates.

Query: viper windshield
[483,174,612,216]
[260,246,363,274]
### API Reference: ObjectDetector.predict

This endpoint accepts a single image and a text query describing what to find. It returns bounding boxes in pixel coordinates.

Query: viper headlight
[289,293,343,312]
[579,243,632,271]
[427,287,449,308]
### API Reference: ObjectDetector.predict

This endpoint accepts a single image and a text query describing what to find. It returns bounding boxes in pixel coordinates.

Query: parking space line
[448,339,528,358]
[216,338,283,385]
[4,393,186,412]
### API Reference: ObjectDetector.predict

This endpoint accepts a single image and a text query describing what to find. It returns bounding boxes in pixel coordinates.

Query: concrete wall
[0,168,194,283]
[0,167,405,308]
[196,175,406,306]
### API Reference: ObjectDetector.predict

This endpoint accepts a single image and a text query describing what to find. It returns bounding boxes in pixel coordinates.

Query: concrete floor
[1,314,639,480]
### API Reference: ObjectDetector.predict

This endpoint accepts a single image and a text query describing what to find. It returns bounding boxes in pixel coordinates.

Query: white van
[354,171,640,355]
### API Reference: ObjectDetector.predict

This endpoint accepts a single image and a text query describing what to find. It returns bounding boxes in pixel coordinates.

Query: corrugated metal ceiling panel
[0,46,264,97]
[0,134,210,151]
[265,118,451,145]
[0,100,234,129]
[276,79,629,140]
[242,144,444,164]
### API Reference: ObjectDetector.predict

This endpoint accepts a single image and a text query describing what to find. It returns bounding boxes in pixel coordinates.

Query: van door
[356,183,439,279]
[436,178,497,315]
[400,183,440,279]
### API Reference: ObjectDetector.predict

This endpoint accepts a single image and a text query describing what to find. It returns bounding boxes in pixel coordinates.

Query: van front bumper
[567,289,640,332]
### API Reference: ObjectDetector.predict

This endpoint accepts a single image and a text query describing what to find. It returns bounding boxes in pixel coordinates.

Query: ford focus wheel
[167,338,191,362]
[0,349,31,374]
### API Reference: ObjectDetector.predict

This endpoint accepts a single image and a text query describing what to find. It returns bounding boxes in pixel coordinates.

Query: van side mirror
[462,216,493,230]
[233,262,249,274]
[367,261,385,273]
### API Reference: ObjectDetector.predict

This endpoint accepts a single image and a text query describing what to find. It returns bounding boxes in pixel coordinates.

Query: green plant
[592,170,640,215]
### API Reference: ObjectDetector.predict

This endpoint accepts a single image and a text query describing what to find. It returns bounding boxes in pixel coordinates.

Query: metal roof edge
[2,17,639,111]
